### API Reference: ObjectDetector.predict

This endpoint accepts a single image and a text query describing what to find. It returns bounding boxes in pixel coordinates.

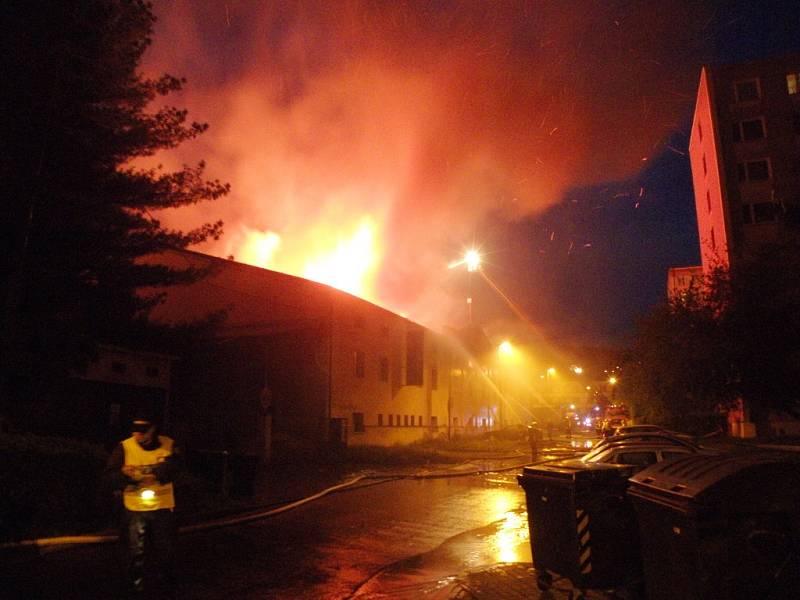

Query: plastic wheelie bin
[518,459,643,599]
[628,452,800,600]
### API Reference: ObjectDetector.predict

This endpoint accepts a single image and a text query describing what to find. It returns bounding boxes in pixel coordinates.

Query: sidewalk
[452,563,611,599]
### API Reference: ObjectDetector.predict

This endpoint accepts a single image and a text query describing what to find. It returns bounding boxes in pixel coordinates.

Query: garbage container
[628,452,800,600]
[518,459,643,598]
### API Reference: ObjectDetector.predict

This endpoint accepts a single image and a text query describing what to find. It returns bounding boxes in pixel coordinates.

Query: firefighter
[106,415,181,595]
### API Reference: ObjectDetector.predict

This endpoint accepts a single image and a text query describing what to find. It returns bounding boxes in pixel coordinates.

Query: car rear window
[613,451,657,466]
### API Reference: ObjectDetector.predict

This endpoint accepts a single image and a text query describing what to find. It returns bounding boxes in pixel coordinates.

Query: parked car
[613,424,695,441]
[580,442,697,470]
[588,431,701,456]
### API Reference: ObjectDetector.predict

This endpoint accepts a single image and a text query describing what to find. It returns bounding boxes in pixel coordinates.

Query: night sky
[142,1,800,348]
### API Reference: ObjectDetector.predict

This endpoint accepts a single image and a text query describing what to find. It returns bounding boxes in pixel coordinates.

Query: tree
[0,1,229,403]
[621,241,800,432]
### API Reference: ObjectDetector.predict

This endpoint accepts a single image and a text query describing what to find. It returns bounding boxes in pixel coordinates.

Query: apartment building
[689,54,800,275]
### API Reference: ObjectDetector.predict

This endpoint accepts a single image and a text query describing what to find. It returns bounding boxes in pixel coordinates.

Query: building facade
[146,250,502,462]
[689,54,800,275]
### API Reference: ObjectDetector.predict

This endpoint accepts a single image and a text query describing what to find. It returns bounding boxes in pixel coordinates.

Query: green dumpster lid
[628,452,800,505]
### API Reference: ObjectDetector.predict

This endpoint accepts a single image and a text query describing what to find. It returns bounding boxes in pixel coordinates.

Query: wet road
[4,464,535,599]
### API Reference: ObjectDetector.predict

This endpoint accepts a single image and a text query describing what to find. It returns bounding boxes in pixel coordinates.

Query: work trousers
[125,508,176,593]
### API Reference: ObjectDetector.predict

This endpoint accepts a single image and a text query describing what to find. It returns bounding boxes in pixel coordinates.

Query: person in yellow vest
[106,415,181,595]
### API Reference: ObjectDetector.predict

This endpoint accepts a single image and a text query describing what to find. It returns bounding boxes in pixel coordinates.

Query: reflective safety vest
[122,435,175,512]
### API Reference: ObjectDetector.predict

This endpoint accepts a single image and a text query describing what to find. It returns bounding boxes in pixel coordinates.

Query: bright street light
[608,376,618,385]
[464,249,481,272]
[498,340,513,356]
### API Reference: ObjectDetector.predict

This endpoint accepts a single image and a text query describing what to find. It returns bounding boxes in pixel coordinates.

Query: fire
[303,217,379,298]
[236,216,381,301]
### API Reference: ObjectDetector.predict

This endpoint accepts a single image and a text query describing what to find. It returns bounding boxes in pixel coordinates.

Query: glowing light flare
[302,217,380,298]
[498,340,513,357]
[448,248,482,272]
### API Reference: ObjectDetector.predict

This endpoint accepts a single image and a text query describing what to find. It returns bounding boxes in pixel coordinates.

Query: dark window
[353,412,365,433]
[378,414,384,426]
[739,159,770,182]
[710,228,716,251]
[354,351,365,378]
[403,415,409,426]
[753,202,779,223]
[145,366,160,378]
[406,329,424,386]
[388,414,394,426]
[733,119,765,141]
[418,415,423,426]
[430,416,438,431]
[735,79,760,102]
[111,361,127,374]
[697,121,703,141]
[430,367,438,390]
[706,190,711,213]
[702,154,707,176]
[742,204,753,224]
[747,160,770,181]
[379,356,389,382]
[396,414,401,426]
[661,451,689,461]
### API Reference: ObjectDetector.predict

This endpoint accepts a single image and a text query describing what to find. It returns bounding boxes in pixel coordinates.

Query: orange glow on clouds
[142,1,716,329]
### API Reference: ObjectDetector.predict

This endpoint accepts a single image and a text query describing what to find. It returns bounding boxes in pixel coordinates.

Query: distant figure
[106,415,182,595]
[527,424,541,459]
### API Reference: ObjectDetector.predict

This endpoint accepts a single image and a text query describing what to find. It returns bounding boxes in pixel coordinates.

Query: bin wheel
[536,571,553,591]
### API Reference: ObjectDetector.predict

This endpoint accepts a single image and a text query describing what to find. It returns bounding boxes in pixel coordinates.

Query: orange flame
[236,216,381,301]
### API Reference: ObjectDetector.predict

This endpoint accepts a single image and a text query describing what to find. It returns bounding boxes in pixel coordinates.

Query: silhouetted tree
[0,1,229,403]
[622,241,800,432]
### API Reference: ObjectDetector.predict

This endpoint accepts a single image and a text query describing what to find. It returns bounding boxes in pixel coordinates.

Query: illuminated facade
[666,265,703,300]
[689,54,800,276]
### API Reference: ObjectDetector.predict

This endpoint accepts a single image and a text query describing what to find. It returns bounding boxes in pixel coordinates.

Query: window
[111,361,127,374]
[738,159,770,182]
[702,154,707,176]
[379,356,389,382]
[145,365,160,378]
[396,414,401,426]
[378,414,384,426]
[405,328,424,386]
[418,415,423,426]
[732,118,765,142]
[403,415,409,426]
[710,227,716,251]
[430,367,438,390]
[353,412,365,433]
[697,121,703,141]
[613,451,658,466]
[388,414,394,426]
[430,416,438,431]
[788,73,799,95]
[706,190,711,213]
[354,351,365,378]
[734,79,760,102]
[753,202,780,223]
